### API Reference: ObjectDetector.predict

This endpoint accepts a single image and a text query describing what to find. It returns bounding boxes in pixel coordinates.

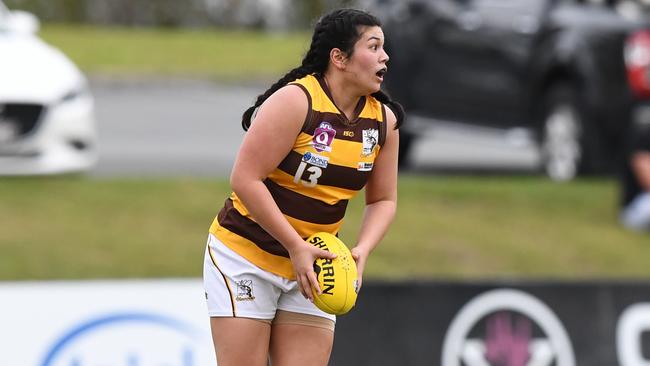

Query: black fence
[332,280,650,366]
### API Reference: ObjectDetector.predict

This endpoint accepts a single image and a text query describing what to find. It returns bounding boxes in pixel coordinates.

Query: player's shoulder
[251,84,310,131]
[264,84,309,110]
[382,102,398,129]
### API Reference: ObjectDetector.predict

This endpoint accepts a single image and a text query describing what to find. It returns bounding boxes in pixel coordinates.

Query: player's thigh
[269,312,334,366]
[211,317,271,366]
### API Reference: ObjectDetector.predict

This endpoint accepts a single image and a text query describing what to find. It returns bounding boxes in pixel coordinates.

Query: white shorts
[203,233,336,322]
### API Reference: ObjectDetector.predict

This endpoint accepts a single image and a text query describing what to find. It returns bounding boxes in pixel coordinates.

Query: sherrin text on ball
[307,232,358,315]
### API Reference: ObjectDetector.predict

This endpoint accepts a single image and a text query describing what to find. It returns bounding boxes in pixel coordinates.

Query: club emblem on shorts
[235,279,255,301]
[361,128,378,156]
[312,122,336,152]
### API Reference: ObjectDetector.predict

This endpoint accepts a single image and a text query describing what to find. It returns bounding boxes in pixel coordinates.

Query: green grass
[39,24,311,82]
[1,175,647,281]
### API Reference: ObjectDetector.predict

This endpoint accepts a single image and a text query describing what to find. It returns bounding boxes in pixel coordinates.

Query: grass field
[2,175,648,281]
[39,24,311,82]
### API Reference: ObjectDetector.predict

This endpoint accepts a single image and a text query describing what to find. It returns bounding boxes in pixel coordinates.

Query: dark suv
[371,0,650,180]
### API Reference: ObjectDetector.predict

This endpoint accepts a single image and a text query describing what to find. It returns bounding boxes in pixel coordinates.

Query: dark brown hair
[241,8,404,131]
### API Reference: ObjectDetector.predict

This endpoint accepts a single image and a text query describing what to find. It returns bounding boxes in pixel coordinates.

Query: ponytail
[241,66,311,131]
[371,90,405,129]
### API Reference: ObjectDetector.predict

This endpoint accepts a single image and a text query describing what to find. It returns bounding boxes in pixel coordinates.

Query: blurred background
[3,0,650,364]
[2,0,649,278]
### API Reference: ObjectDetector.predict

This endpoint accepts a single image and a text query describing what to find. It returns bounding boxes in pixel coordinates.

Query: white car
[0,2,97,175]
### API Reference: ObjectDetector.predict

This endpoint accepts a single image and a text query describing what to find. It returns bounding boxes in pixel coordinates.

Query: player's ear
[330,48,348,70]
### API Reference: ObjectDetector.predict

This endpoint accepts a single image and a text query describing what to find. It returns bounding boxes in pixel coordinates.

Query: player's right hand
[288,244,337,301]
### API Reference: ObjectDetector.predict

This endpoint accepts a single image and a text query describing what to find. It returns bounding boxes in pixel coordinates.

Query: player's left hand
[350,246,369,292]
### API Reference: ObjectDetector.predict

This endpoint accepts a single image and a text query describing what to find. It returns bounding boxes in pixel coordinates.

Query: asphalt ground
[89,78,249,177]
[89,77,540,178]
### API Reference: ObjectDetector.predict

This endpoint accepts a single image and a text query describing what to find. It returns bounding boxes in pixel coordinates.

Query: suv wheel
[539,86,588,181]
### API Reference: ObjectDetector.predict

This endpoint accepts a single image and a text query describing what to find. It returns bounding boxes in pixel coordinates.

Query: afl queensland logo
[441,289,575,366]
[40,312,211,366]
[312,122,336,152]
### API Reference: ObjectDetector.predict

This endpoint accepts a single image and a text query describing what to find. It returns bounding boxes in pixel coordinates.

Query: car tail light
[625,30,650,98]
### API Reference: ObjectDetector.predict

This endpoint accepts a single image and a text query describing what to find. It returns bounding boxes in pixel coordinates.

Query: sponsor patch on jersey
[312,122,336,152]
[303,151,329,168]
[362,128,379,156]
[357,162,374,171]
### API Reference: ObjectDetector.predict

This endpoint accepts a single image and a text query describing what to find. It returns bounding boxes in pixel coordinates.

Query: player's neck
[323,73,361,120]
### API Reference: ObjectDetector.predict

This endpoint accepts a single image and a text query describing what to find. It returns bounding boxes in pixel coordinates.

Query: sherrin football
[307,232,359,315]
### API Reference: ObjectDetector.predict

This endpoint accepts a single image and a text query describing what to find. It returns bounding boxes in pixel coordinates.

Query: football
[307,232,358,315]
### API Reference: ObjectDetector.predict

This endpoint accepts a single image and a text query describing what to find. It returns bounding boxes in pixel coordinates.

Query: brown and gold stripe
[218,198,291,257]
[267,170,358,204]
[277,150,371,191]
[212,224,295,279]
[263,179,348,224]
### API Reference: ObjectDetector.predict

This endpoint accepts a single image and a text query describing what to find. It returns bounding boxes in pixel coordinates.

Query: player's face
[345,26,389,94]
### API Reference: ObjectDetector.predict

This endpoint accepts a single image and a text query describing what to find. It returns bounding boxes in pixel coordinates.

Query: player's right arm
[229,85,336,301]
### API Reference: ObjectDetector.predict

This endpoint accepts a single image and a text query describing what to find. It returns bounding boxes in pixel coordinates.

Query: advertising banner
[331,281,650,366]
[0,279,214,366]
[5,279,650,365]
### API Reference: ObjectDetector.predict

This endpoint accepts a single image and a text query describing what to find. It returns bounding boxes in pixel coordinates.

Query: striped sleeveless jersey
[209,74,387,279]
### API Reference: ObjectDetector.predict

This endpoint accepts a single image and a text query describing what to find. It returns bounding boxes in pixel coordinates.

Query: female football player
[203,8,404,366]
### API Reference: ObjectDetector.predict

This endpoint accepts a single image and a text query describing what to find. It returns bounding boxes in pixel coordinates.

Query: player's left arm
[351,105,399,291]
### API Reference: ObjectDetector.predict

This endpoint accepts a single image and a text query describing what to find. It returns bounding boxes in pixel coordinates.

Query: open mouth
[376,68,387,78]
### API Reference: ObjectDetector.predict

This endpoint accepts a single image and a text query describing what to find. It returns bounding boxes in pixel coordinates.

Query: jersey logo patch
[357,162,374,171]
[362,128,379,156]
[303,151,329,168]
[312,122,336,152]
